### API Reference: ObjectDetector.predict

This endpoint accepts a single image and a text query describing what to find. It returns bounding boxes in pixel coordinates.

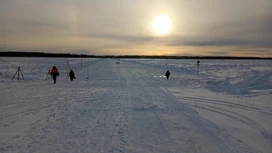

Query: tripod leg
[46,73,50,79]
[12,71,18,80]
[19,70,24,80]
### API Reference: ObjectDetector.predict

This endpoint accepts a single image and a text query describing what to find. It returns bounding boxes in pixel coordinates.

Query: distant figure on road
[51,66,59,84]
[69,70,76,81]
[165,70,170,79]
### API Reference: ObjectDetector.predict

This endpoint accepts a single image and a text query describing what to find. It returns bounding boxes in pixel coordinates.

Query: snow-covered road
[0,58,271,153]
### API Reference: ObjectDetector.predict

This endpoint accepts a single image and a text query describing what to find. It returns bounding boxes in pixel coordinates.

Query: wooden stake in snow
[86,58,89,79]
[66,58,70,77]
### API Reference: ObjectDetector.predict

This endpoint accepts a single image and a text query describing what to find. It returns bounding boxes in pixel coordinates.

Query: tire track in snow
[187,103,272,145]
[178,96,272,115]
[0,103,57,120]
[0,93,63,128]
[124,68,176,153]
[173,93,272,145]
[206,70,272,95]
[108,83,129,153]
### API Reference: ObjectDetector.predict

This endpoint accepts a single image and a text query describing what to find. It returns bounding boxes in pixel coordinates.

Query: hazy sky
[0,0,271,57]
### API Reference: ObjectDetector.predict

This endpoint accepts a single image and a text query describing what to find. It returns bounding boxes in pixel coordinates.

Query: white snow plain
[0,57,271,153]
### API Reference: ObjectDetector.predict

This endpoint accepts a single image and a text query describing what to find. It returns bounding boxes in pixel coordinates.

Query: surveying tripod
[12,67,24,80]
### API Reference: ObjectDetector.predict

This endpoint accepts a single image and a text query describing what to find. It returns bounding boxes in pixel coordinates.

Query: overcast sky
[0,0,271,57]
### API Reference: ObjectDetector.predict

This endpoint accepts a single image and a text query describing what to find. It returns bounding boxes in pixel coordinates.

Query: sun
[152,14,172,35]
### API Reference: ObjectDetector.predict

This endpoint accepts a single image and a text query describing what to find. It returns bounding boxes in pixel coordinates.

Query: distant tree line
[0,51,91,58]
[0,51,271,60]
[114,55,271,60]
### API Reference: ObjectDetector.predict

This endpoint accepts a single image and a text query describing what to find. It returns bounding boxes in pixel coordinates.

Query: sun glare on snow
[152,14,172,35]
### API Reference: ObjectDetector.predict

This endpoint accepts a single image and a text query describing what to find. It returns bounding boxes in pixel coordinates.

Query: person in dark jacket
[165,70,170,79]
[69,70,76,81]
[50,66,59,84]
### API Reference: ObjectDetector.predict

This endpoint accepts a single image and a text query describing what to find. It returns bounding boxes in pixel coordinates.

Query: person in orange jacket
[51,66,59,84]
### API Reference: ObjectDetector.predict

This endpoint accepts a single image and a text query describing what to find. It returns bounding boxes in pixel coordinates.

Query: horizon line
[0,51,271,59]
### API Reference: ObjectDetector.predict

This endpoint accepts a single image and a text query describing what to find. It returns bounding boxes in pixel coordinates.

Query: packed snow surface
[0,57,271,153]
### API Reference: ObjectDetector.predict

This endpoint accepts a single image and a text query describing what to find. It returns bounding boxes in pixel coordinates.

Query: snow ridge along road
[0,58,269,153]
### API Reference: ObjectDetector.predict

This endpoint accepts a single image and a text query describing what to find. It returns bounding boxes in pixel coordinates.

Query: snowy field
[0,57,271,153]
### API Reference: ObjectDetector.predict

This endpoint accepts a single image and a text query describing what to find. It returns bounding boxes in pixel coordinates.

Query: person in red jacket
[50,66,59,84]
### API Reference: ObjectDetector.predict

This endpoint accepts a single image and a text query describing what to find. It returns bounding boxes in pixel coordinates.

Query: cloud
[166,14,272,48]
[168,38,272,48]
[0,0,271,56]
[89,33,154,43]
